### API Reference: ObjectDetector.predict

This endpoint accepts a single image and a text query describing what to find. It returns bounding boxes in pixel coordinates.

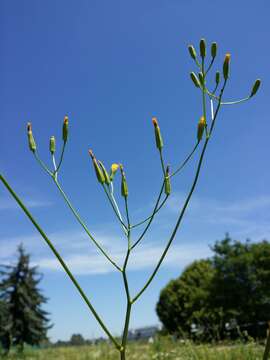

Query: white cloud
[2,193,270,276]
[37,241,211,275]
[0,197,52,211]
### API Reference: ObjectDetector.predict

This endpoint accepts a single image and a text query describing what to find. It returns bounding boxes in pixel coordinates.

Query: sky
[0,0,270,342]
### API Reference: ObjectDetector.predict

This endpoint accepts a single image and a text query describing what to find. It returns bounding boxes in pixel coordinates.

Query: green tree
[156,259,219,340]
[0,244,51,351]
[70,333,85,346]
[211,235,270,337]
[157,236,270,339]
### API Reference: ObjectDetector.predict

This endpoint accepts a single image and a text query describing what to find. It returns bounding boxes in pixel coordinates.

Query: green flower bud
[197,116,206,142]
[200,38,206,58]
[110,163,119,181]
[188,45,197,60]
[88,150,105,184]
[215,71,220,86]
[190,72,200,88]
[98,160,110,185]
[250,79,261,97]
[120,165,128,198]
[50,136,56,155]
[62,115,69,143]
[152,117,163,150]
[198,72,204,87]
[211,42,217,58]
[164,166,171,196]
[27,123,36,152]
[223,53,231,80]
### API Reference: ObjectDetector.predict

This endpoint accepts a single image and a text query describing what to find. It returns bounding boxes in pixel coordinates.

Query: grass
[0,337,265,360]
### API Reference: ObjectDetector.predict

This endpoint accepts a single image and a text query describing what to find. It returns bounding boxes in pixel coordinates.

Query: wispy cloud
[0,228,211,275]
[0,197,52,211]
[37,241,211,275]
[1,193,270,275]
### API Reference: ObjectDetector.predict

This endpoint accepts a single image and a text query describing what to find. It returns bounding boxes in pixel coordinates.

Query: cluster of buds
[27,115,69,158]
[88,150,124,192]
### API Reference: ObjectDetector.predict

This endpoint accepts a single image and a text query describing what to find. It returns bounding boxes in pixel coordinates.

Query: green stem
[109,182,126,228]
[0,174,120,350]
[102,184,128,234]
[131,183,167,229]
[159,149,166,176]
[132,81,227,303]
[170,142,199,178]
[121,233,132,358]
[205,57,215,75]
[202,59,208,136]
[206,89,251,105]
[34,153,53,177]
[131,140,199,232]
[55,142,66,174]
[54,179,121,271]
[131,182,166,250]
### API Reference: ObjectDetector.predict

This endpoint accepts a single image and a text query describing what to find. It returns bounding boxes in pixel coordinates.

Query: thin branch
[131,182,166,250]
[170,142,199,178]
[54,179,122,271]
[102,184,128,235]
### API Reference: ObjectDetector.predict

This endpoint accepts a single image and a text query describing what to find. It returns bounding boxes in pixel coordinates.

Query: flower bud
[164,166,171,196]
[197,116,206,142]
[198,72,204,87]
[211,42,217,58]
[200,38,206,58]
[88,150,105,184]
[98,161,110,185]
[27,122,36,152]
[152,117,163,150]
[215,71,220,86]
[50,136,56,155]
[110,163,119,181]
[62,116,69,143]
[188,45,197,60]
[120,164,128,198]
[250,79,261,97]
[190,72,200,88]
[223,53,231,80]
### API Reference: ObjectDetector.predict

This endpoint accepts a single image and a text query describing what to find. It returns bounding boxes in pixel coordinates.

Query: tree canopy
[0,244,51,351]
[156,235,270,340]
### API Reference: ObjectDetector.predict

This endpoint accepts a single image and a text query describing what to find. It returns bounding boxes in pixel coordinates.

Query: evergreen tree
[0,244,51,351]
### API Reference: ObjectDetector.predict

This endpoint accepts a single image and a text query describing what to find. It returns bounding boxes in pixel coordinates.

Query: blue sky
[0,0,270,342]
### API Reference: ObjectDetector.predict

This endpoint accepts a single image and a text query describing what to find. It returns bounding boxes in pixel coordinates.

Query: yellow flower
[110,163,119,181]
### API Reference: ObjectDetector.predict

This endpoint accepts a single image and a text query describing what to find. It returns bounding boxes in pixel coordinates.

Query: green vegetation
[157,236,270,341]
[0,338,265,360]
[0,245,50,353]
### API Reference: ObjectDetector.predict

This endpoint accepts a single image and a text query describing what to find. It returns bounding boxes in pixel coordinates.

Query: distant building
[127,325,160,341]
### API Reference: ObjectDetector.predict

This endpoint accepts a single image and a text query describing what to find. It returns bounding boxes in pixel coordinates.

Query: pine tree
[0,244,51,351]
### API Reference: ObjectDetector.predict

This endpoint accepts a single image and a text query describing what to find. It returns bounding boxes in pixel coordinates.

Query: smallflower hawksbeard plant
[0,39,261,360]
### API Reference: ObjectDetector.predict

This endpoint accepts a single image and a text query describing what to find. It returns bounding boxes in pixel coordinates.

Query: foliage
[0,295,11,353]
[0,338,264,360]
[157,236,270,340]
[156,260,216,339]
[0,244,51,351]
[210,235,270,338]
